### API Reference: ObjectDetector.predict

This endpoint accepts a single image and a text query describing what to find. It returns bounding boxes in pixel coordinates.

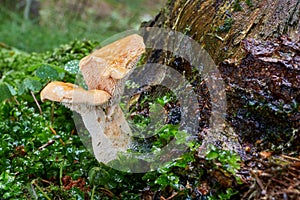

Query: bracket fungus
[40,34,145,163]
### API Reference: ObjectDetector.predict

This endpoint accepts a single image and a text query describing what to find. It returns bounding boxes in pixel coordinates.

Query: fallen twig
[41,179,52,185]
[30,91,43,115]
[271,178,289,187]
[51,101,54,125]
[13,96,20,105]
[99,187,118,199]
[30,182,38,199]
[0,42,11,49]
[280,155,300,162]
[49,126,65,145]
[31,180,51,200]
[251,170,266,194]
[161,192,178,200]
[38,140,55,150]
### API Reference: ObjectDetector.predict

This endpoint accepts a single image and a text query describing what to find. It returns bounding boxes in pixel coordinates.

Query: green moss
[233,0,253,11]
[233,0,243,11]
[217,18,234,32]
[245,0,253,7]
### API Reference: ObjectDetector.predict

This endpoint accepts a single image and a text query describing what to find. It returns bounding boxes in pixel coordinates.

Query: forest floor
[0,1,299,199]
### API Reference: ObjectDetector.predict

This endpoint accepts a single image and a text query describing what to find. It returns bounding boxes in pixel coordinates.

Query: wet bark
[143,0,300,151]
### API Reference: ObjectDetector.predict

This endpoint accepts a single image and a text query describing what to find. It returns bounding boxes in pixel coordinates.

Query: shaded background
[0,0,166,52]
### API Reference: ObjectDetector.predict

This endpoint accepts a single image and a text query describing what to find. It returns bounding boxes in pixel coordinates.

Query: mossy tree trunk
[143,0,300,151]
[1,0,40,20]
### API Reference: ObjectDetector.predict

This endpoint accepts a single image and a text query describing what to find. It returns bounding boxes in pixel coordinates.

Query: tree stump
[142,0,300,152]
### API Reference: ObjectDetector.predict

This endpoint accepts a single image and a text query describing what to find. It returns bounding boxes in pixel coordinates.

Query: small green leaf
[88,167,101,185]
[0,171,15,185]
[206,151,219,160]
[27,64,41,72]
[6,84,16,96]
[23,78,42,92]
[0,83,13,102]
[35,65,59,80]
[64,60,80,74]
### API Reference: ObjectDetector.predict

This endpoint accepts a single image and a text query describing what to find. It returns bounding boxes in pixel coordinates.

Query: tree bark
[143,0,300,151]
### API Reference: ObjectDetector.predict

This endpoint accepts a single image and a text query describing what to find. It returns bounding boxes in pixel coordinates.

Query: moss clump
[217,18,234,32]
